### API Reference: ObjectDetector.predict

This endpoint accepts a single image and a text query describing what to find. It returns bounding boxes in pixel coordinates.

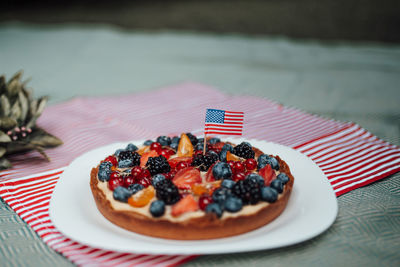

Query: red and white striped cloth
[1,82,399,266]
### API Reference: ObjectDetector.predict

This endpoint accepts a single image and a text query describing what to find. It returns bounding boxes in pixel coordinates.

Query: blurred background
[1,0,400,43]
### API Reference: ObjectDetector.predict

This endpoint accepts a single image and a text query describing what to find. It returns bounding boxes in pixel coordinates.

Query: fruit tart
[90,133,294,240]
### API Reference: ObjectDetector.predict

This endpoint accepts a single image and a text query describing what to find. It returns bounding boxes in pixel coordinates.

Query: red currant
[227,161,235,171]
[245,158,257,171]
[233,172,246,181]
[131,166,143,181]
[109,171,120,180]
[104,155,118,166]
[198,194,213,210]
[150,142,162,153]
[233,161,245,174]
[124,176,135,187]
[142,169,151,179]
[138,177,151,187]
[163,170,176,180]
[108,176,124,191]
[176,161,190,171]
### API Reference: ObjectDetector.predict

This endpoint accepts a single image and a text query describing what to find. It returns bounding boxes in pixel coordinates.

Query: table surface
[0,23,399,267]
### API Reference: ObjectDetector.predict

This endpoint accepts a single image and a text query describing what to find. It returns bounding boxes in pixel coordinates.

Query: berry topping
[114,149,124,157]
[156,135,171,146]
[257,154,279,170]
[126,143,138,152]
[212,187,232,207]
[104,155,118,166]
[191,152,218,172]
[118,151,141,168]
[232,179,261,205]
[155,179,181,205]
[176,161,190,171]
[224,196,243,212]
[208,137,221,144]
[172,167,202,189]
[232,142,255,159]
[131,166,144,180]
[128,183,144,194]
[138,176,152,187]
[143,140,153,146]
[150,142,162,154]
[171,194,198,217]
[244,158,257,171]
[258,164,276,186]
[205,203,223,218]
[108,176,124,191]
[212,162,233,180]
[177,133,194,157]
[221,179,235,189]
[128,186,155,207]
[150,200,166,217]
[159,148,174,160]
[199,194,213,211]
[270,179,284,193]
[168,157,192,170]
[146,155,171,175]
[233,172,246,182]
[246,173,265,187]
[98,162,112,182]
[260,186,278,203]
[185,132,198,146]
[232,161,245,174]
[123,176,136,187]
[151,174,166,187]
[277,173,290,184]
[113,186,132,202]
[171,136,180,145]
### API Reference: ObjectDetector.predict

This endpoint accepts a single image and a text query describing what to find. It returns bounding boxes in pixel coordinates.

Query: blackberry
[155,179,181,204]
[232,142,255,159]
[191,152,219,171]
[186,132,198,146]
[146,155,171,175]
[232,179,261,205]
[118,151,141,168]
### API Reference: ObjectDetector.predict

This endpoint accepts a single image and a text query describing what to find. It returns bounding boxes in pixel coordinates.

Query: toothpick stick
[203,134,207,155]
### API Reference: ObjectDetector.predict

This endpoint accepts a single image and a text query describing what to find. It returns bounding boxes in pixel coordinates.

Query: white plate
[49,138,337,255]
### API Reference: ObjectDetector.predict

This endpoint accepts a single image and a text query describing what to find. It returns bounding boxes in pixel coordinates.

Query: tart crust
[90,152,294,240]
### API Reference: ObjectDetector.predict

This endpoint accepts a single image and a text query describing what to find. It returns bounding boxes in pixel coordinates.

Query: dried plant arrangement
[0,71,63,170]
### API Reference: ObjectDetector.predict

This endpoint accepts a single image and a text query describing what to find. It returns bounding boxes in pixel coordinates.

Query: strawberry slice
[140,150,158,167]
[177,133,194,157]
[259,164,276,186]
[205,163,216,182]
[172,167,202,189]
[168,157,193,170]
[171,194,198,217]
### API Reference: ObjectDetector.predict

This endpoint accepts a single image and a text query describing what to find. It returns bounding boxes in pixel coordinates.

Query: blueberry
[257,154,280,170]
[277,173,289,184]
[212,162,232,180]
[224,196,243,212]
[128,183,144,194]
[114,149,125,157]
[113,186,132,202]
[221,179,235,189]
[156,136,171,146]
[195,142,207,152]
[98,168,111,182]
[219,150,228,162]
[170,143,178,150]
[150,200,165,217]
[212,187,231,207]
[270,179,284,193]
[152,174,166,187]
[118,158,133,168]
[243,141,252,147]
[143,140,153,146]
[222,143,233,152]
[171,136,180,144]
[125,143,138,152]
[100,161,113,169]
[209,137,221,144]
[197,138,204,143]
[246,173,264,187]
[260,186,278,203]
[205,203,223,218]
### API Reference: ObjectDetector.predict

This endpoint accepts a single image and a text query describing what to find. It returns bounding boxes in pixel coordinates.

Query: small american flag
[205,108,244,136]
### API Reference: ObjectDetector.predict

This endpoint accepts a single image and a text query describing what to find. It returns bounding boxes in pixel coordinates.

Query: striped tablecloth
[1,83,399,266]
